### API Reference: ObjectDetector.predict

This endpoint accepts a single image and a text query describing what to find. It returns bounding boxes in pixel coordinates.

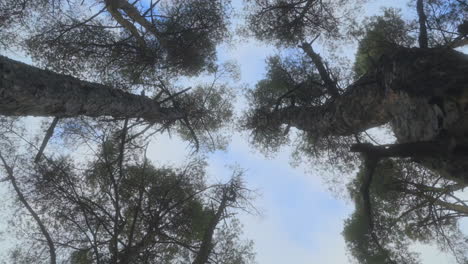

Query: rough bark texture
[268,48,468,181]
[0,56,183,122]
[270,74,390,136]
[382,49,468,182]
[276,48,468,138]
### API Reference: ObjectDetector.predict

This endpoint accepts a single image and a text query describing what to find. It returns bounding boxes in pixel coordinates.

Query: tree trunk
[0,56,183,122]
[271,48,468,138]
[270,74,388,136]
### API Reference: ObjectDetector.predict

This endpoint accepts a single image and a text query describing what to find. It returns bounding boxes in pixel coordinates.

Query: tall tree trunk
[269,74,388,136]
[268,48,468,137]
[0,56,183,122]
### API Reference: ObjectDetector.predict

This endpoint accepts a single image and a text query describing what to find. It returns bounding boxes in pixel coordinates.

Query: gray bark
[270,48,468,138]
[270,74,388,136]
[0,56,183,122]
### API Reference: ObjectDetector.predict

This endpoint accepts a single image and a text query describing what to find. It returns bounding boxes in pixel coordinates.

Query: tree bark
[268,74,387,136]
[416,0,428,48]
[0,56,184,122]
[267,48,468,137]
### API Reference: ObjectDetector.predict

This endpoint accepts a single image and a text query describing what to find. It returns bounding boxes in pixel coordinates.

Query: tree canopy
[2,0,468,263]
[0,125,256,264]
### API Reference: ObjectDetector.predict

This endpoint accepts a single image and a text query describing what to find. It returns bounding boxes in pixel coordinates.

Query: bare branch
[417,0,429,48]
[35,117,60,163]
[299,42,339,97]
[0,153,57,264]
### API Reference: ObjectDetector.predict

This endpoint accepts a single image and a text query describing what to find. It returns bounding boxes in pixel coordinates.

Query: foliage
[242,54,357,170]
[1,134,256,264]
[18,0,231,79]
[244,0,356,46]
[344,159,468,263]
[175,83,235,151]
[243,55,323,150]
[352,9,416,77]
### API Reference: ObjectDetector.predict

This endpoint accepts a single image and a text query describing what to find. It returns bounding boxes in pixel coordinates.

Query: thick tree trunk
[271,48,468,138]
[0,56,183,122]
[271,74,388,136]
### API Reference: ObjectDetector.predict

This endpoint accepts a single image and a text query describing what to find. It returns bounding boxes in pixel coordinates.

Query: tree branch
[114,0,160,37]
[35,117,59,163]
[417,0,429,48]
[104,0,147,49]
[299,42,339,97]
[350,139,461,159]
[0,153,57,264]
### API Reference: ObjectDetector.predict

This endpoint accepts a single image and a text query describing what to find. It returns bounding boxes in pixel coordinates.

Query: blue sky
[0,0,466,263]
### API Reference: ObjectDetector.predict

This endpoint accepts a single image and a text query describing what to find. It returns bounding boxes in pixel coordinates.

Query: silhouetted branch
[417,0,429,48]
[35,117,59,163]
[104,0,147,49]
[299,42,339,97]
[0,153,57,264]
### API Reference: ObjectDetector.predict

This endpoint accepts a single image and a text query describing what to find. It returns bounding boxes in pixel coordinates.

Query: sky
[0,0,467,263]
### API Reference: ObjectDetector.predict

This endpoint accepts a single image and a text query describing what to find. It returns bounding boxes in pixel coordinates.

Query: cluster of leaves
[243,53,357,171]
[243,55,324,150]
[244,0,355,46]
[19,0,230,81]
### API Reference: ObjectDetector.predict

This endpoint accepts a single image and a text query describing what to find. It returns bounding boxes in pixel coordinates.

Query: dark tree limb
[104,0,147,49]
[34,117,60,163]
[0,153,57,264]
[117,118,128,181]
[158,87,192,104]
[299,42,339,97]
[350,139,461,159]
[360,157,378,230]
[357,154,397,264]
[417,0,429,48]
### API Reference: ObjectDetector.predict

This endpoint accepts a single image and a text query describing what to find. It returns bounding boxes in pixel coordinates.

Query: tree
[243,0,468,262]
[0,129,256,264]
[4,0,230,77]
[244,0,468,183]
[344,159,468,263]
[0,0,236,150]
